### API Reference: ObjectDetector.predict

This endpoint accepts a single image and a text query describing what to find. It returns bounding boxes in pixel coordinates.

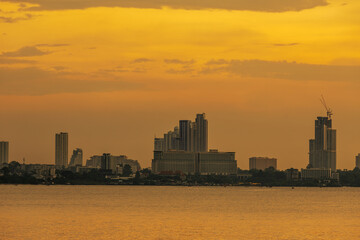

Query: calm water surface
[0,185,359,240]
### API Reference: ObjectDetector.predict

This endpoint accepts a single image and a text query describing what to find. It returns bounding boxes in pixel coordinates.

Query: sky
[0,0,360,170]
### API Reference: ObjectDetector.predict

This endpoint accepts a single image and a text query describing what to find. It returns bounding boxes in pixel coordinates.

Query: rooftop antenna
[320,95,333,119]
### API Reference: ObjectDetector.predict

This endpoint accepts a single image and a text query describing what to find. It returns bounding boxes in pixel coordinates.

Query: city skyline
[1,109,360,170]
[1,0,360,170]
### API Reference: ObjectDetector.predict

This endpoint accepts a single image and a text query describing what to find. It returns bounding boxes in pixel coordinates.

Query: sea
[0,185,359,240]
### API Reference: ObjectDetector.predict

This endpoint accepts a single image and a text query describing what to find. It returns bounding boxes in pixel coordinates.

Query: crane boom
[320,95,333,119]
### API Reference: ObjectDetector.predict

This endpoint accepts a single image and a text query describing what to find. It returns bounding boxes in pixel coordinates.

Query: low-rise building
[86,154,141,174]
[285,168,300,181]
[152,150,237,175]
[301,168,332,180]
[249,157,277,170]
[21,164,57,179]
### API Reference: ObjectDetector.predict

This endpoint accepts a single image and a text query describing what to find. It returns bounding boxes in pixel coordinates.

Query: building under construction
[308,96,336,171]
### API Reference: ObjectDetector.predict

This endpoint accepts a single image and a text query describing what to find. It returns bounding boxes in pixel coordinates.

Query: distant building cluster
[53,132,140,175]
[86,153,141,174]
[154,113,208,152]
[152,114,237,175]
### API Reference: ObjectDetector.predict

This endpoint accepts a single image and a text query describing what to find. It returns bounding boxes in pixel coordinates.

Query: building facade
[152,150,237,175]
[356,154,360,168]
[179,120,192,151]
[154,138,165,151]
[308,117,336,171]
[69,148,83,166]
[249,157,277,170]
[301,168,332,180]
[55,132,68,167]
[285,168,300,181]
[0,141,9,165]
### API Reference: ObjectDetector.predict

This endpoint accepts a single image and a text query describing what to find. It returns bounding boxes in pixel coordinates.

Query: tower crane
[320,95,333,119]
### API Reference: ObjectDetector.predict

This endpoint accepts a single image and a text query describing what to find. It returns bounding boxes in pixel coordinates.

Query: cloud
[0,57,36,64]
[35,43,69,47]
[1,46,51,57]
[0,14,33,23]
[329,58,360,66]
[200,59,360,82]
[8,0,328,12]
[52,66,67,71]
[206,59,229,65]
[164,59,195,65]
[132,68,147,73]
[273,43,299,47]
[0,67,142,95]
[166,68,194,74]
[133,58,153,63]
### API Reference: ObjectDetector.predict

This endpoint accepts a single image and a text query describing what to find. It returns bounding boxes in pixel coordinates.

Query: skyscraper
[195,113,208,152]
[0,141,9,165]
[308,117,336,171]
[101,153,111,170]
[190,122,197,152]
[55,132,68,167]
[356,154,360,168]
[179,120,191,151]
[69,148,83,166]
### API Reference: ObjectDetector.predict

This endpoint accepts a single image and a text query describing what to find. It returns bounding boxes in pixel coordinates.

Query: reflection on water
[1,186,360,239]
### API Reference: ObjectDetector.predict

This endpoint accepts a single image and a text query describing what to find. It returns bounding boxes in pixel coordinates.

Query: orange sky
[0,0,360,169]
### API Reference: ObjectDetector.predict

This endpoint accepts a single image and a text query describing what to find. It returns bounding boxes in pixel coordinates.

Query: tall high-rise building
[162,126,180,151]
[356,154,360,168]
[308,117,336,171]
[69,148,83,166]
[179,120,191,151]
[55,132,68,167]
[101,153,111,170]
[190,122,197,152]
[195,113,208,152]
[0,141,9,165]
